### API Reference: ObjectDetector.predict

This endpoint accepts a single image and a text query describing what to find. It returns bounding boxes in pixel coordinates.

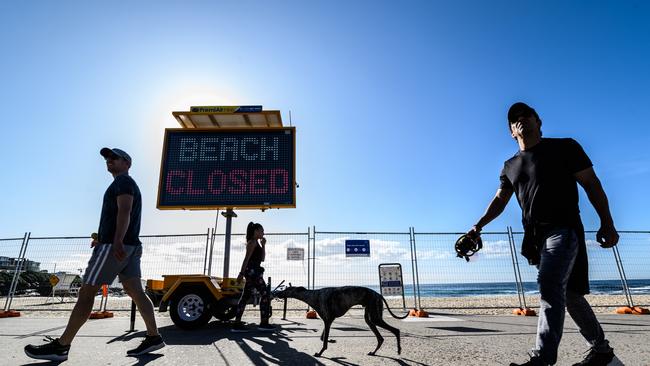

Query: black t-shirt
[500,138,593,294]
[97,174,142,245]
[500,138,593,227]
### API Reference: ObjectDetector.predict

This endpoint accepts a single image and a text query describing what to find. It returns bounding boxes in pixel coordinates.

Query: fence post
[306,227,310,290]
[507,227,535,316]
[311,226,316,291]
[612,245,634,308]
[203,228,210,275]
[506,227,525,310]
[207,228,215,276]
[4,232,30,312]
[410,227,423,310]
[408,228,418,309]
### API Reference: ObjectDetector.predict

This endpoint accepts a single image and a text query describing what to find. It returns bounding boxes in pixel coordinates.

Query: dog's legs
[371,314,401,355]
[364,310,384,356]
[320,329,335,343]
[315,319,333,357]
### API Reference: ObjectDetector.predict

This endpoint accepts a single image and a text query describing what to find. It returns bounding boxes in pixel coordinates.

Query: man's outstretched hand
[597,223,619,248]
[467,225,482,239]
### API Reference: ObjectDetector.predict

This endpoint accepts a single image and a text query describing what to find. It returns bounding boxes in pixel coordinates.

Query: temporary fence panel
[11,236,91,311]
[209,232,310,286]
[313,231,417,309]
[603,231,650,306]
[0,237,28,309]
[10,233,209,311]
[509,230,646,309]
[412,231,522,310]
[209,232,310,311]
[139,234,210,280]
[5,229,647,314]
[212,232,309,314]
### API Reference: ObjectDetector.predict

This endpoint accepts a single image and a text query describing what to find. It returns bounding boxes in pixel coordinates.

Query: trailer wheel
[213,300,237,321]
[169,286,213,330]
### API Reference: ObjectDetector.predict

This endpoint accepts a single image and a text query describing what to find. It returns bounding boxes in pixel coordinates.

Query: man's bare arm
[471,187,514,234]
[574,167,619,247]
[114,194,133,260]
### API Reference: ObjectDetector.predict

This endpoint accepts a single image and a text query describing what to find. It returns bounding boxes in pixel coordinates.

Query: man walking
[25,148,165,361]
[468,103,618,366]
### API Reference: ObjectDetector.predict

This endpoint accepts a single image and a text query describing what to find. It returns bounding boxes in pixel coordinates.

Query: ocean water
[364,279,650,298]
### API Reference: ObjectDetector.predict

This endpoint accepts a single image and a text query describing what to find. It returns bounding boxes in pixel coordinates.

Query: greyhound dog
[275,285,408,357]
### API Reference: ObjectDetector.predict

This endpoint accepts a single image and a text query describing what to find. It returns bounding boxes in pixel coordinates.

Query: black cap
[100,148,132,164]
[508,102,538,123]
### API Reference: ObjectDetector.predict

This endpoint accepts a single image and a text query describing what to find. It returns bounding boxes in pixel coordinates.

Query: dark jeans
[235,274,271,322]
[532,228,611,364]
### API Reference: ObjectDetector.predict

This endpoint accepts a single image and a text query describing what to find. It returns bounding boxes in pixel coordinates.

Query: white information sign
[379,264,404,297]
[287,247,304,261]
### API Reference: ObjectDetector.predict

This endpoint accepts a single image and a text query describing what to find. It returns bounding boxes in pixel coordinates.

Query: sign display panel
[157,128,295,209]
[287,247,305,261]
[378,264,404,297]
[345,240,370,257]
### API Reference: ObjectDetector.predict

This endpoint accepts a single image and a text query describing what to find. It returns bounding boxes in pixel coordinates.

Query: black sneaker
[257,323,276,332]
[127,335,165,356]
[230,321,250,333]
[24,337,70,362]
[572,348,615,366]
[510,355,548,366]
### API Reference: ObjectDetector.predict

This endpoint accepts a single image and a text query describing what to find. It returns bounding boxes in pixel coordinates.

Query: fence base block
[513,308,536,316]
[616,306,650,315]
[0,310,21,318]
[408,309,429,317]
[89,311,113,319]
[633,306,650,315]
[306,310,318,319]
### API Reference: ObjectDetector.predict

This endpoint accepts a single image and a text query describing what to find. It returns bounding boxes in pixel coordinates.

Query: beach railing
[212,230,311,294]
[0,229,647,314]
[411,230,524,310]
[311,229,417,310]
[509,230,650,311]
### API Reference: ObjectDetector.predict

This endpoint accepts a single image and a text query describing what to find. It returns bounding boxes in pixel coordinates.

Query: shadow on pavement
[20,362,64,366]
[375,355,430,366]
[127,353,164,366]
[112,321,324,365]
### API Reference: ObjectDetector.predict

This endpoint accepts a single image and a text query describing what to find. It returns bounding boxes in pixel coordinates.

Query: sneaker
[24,337,70,362]
[510,355,549,366]
[257,323,276,332]
[230,321,250,333]
[572,348,615,366]
[127,335,165,356]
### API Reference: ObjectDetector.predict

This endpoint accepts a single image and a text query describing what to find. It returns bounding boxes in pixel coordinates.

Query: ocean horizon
[317,279,650,298]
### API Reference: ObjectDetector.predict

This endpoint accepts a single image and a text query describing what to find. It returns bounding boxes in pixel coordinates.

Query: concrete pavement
[1,311,647,365]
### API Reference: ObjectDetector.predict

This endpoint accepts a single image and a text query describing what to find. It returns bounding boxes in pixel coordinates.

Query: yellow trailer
[147,275,245,329]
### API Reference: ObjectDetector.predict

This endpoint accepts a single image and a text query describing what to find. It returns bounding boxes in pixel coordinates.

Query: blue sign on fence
[345,240,370,257]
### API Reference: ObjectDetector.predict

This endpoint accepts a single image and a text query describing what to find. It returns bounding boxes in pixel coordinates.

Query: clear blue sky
[1,0,649,238]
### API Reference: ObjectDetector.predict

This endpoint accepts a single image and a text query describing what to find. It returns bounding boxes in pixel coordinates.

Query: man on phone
[468,103,618,366]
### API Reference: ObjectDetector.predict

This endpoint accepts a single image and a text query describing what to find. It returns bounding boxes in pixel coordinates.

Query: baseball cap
[507,102,539,123]
[100,147,132,164]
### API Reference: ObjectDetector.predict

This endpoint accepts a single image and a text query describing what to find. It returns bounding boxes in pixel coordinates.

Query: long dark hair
[246,222,263,242]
